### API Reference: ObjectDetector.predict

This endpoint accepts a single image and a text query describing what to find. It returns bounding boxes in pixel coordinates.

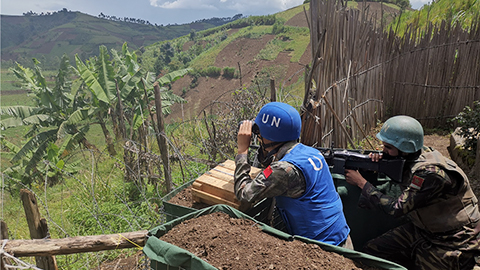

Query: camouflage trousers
[362,222,478,270]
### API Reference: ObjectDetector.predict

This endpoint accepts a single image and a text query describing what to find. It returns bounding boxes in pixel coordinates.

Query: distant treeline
[23,8,72,17]
[98,12,245,27]
[21,8,244,28]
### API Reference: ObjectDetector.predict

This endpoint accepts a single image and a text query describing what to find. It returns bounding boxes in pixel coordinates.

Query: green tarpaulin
[144,204,407,270]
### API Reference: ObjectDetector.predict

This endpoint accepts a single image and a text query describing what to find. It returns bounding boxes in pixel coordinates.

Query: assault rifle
[316,147,405,183]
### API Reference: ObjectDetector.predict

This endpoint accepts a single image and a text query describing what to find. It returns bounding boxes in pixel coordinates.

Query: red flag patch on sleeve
[410,175,425,190]
[263,166,273,178]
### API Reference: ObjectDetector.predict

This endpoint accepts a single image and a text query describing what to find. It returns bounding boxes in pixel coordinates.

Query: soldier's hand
[237,120,252,155]
[345,169,367,189]
[368,152,383,162]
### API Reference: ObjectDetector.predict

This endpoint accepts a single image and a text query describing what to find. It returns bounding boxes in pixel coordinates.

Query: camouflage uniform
[358,147,480,269]
[234,141,352,248]
[234,141,306,202]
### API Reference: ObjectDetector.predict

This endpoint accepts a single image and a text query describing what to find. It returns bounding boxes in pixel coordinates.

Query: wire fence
[0,84,273,269]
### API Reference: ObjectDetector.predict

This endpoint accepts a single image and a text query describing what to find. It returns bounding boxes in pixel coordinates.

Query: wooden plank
[219,160,236,170]
[218,160,262,178]
[203,170,234,182]
[194,174,235,192]
[190,160,261,212]
[4,230,148,257]
[191,189,252,212]
[192,177,237,202]
[191,189,241,209]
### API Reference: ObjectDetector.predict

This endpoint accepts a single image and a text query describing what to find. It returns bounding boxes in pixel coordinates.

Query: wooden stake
[20,189,58,270]
[322,95,355,148]
[270,78,276,102]
[154,82,173,193]
[1,220,10,270]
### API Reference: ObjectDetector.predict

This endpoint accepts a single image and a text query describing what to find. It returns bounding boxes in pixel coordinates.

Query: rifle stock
[317,148,405,183]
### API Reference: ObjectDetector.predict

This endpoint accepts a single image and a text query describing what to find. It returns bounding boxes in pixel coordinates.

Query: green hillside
[1,9,239,69]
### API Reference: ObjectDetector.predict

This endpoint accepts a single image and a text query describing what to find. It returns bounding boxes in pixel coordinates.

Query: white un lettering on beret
[261,114,281,127]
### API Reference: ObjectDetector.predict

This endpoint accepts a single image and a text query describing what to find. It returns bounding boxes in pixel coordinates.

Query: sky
[1,0,431,26]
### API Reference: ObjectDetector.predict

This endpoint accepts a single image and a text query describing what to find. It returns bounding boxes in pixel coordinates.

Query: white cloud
[150,0,221,10]
[149,0,303,13]
[410,0,431,9]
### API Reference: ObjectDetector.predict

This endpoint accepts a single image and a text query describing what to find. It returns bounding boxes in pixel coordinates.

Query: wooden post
[322,95,356,148]
[0,220,8,240]
[270,78,276,102]
[154,82,173,193]
[237,62,242,87]
[1,220,9,270]
[20,189,58,270]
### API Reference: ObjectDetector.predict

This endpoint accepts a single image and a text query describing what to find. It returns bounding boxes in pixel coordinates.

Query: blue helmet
[376,115,424,153]
[255,102,301,142]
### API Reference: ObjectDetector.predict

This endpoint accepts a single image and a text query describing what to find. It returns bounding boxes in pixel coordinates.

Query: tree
[76,43,189,184]
[0,55,92,186]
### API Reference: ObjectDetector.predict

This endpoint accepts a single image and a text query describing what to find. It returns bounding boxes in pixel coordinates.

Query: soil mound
[159,212,379,270]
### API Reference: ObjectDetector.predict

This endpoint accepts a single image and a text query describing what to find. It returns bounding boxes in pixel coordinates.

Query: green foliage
[189,29,197,41]
[202,66,222,77]
[258,38,283,60]
[272,23,286,35]
[389,0,480,35]
[0,56,90,186]
[257,26,310,62]
[351,0,410,8]
[222,67,237,79]
[452,101,480,158]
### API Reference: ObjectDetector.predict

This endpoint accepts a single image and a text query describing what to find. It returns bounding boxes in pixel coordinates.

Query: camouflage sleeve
[234,154,305,203]
[359,166,451,217]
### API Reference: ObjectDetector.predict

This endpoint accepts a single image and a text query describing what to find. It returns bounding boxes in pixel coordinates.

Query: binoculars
[238,120,260,135]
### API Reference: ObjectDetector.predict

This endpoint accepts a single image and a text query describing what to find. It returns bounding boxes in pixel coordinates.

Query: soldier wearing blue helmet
[345,115,480,269]
[234,102,352,248]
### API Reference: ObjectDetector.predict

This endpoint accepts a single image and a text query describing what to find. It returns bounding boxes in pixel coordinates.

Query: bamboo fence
[301,0,480,149]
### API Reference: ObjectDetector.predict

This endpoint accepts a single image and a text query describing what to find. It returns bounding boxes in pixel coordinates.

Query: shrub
[271,19,286,35]
[222,67,236,79]
[453,100,480,157]
[203,66,221,77]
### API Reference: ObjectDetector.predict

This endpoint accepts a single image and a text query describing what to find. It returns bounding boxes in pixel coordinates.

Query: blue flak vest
[275,143,350,245]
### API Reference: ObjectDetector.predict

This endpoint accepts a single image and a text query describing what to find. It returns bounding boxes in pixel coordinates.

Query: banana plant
[76,43,188,155]
[0,55,89,185]
[1,135,80,191]
[76,43,189,183]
